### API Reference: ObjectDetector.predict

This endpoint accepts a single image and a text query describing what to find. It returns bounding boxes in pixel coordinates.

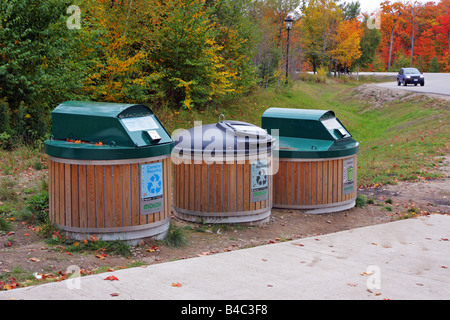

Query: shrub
[23,191,49,225]
[315,67,327,83]
[355,194,368,207]
[162,222,188,248]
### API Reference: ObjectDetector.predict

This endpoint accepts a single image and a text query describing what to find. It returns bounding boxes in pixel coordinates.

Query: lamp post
[284,15,293,84]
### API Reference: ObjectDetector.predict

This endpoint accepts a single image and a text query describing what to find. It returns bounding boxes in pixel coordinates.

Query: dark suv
[397,68,424,86]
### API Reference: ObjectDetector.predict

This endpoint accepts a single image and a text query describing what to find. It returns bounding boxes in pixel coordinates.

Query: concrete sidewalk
[1,214,449,300]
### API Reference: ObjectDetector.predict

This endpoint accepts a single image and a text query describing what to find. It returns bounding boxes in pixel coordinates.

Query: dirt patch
[1,155,448,289]
[350,83,450,107]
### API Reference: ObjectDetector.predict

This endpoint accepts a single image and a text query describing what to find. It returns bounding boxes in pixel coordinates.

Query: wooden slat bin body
[173,157,273,224]
[48,156,172,242]
[273,155,357,213]
[172,119,275,224]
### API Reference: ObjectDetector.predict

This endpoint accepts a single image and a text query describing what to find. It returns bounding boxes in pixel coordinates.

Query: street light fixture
[284,15,294,84]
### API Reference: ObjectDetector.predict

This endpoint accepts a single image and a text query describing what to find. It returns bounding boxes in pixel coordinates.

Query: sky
[357,0,440,13]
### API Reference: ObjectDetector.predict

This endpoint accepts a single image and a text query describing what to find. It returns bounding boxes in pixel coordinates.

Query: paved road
[1,214,449,301]
[360,72,450,96]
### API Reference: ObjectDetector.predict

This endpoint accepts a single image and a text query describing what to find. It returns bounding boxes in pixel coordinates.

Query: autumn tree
[300,0,342,72]
[355,14,381,71]
[380,1,404,71]
[332,18,363,74]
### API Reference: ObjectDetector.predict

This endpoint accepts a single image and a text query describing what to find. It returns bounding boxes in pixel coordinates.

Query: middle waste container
[172,116,275,224]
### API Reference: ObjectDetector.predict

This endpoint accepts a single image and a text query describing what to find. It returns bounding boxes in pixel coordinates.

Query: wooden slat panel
[173,163,177,208]
[337,159,343,203]
[71,165,79,228]
[299,162,305,205]
[201,161,208,212]
[332,160,338,203]
[236,163,243,211]
[215,163,222,212]
[229,163,236,212]
[317,161,323,205]
[293,161,299,205]
[243,161,250,211]
[95,166,104,228]
[87,165,96,228]
[165,158,171,219]
[184,161,189,213]
[104,166,113,228]
[273,164,280,205]
[322,161,328,204]
[287,162,293,205]
[194,163,202,212]
[208,164,215,212]
[179,163,184,209]
[281,161,287,205]
[78,165,87,228]
[48,161,53,223]
[327,160,333,204]
[122,164,131,227]
[189,163,195,212]
[130,163,140,226]
[304,162,311,205]
[54,162,60,225]
[311,162,317,205]
[113,165,123,227]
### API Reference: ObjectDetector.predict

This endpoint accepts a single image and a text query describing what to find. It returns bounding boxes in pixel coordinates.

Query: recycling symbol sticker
[147,174,162,195]
[255,168,267,187]
[141,162,164,199]
[251,159,268,203]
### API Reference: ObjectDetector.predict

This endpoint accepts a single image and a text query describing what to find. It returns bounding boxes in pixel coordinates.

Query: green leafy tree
[0,0,84,143]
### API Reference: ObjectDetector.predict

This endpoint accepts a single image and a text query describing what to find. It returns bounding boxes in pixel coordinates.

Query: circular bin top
[172,116,274,163]
[44,101,174,160]
[261,108,359,159]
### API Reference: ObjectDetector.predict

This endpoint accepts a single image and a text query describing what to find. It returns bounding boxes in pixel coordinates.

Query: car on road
[397,67,424,86]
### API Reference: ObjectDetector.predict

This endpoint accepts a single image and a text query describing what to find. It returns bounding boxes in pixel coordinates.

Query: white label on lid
[122,116,159,132]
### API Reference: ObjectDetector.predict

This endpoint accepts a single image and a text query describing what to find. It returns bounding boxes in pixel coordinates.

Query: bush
[429,57,440,73]
[355,194,368,207]
[161,222,188,248]
[315,67,327,83]
[23,191,49,225]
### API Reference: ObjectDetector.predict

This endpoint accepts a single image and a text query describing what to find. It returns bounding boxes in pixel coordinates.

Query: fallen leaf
[110,292,120,297]
[104,276,119,281]
[172,282,182,287]
[29,258,40,262]
[292,243,304,246]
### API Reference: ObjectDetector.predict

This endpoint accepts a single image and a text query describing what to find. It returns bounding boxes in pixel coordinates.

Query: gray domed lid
[172,116,274,162]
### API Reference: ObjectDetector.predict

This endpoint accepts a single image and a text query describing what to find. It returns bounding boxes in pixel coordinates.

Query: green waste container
[262,108,359,214]
[44,101,174,243]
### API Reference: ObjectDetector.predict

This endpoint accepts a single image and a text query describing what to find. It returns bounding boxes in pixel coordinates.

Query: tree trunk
[388,26,395,71]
